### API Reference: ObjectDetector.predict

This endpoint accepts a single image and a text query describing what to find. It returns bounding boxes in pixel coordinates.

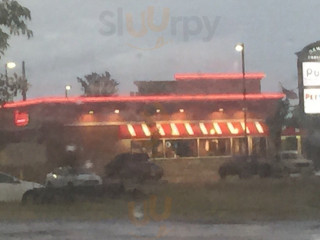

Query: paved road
[1,220,320,240]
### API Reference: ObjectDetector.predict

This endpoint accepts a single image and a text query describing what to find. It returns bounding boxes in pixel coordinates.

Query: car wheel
[218,167,227,179]
[46,181,53,188]
[67,181,74,188]
[239,169,251,179]
[22,190,37,205]
[136,175,146,184]
[282,167,290,178]
[258,164,272,178]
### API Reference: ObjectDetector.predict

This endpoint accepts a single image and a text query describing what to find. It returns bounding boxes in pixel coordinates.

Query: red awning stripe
[119,121,268,139]
[281,127,302,136]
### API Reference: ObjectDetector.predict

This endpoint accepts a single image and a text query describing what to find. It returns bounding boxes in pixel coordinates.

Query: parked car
[0,172,43,202]
[218,151,314,179]
[45,166,102,187]
[218,155,270,179]
[104,153,164,183]
[276,150,314,175]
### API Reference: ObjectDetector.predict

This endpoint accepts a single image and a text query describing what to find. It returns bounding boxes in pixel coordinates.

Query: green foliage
[286,105,305,128]
[0,72,29,104]
[0,72,16,104]
[77,71,119,96]
[0,0,33,57]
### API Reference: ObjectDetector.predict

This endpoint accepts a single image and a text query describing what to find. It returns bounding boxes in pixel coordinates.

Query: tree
[266,98,290,154]
[77,71,119,96]
[0,72,29,104]
[0,0,33,57]
[0,1,32,104]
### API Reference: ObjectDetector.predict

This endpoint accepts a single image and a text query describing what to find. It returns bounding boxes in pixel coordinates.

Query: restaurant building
[0,72,287,177]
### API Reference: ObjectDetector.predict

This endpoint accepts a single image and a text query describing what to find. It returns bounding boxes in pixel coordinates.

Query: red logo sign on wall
[14,111,29,127]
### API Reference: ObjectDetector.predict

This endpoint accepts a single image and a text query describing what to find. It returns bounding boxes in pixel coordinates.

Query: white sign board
[303,62,320,86]
[304,88,320,114]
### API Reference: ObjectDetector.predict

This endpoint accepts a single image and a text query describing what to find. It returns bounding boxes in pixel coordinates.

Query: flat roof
[174,73,266,81]
[2,93,284,109]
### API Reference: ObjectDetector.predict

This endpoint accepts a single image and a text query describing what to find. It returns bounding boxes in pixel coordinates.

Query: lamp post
[22,61,27,101]
[5,62,16,83]
[235,43,248,156]
[65,85,71,98]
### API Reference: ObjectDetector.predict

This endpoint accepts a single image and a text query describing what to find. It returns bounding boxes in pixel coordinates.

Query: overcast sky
[2,0,320,99]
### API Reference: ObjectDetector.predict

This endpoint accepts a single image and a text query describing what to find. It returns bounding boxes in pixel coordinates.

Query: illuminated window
[232,138,247,155]
[131,140,163,158]
[252,137,267,156]
[165,139,197,158]
[199,139,231,156]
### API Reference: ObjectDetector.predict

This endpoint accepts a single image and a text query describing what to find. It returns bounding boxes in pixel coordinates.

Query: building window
[165,139,197,158]
[131,140,164,158]
[232,138,247,155]
[252,137,267,157]
[281,136,298,151]
[199,138,231,157]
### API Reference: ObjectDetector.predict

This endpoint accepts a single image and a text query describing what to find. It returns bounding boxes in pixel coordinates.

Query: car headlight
[52,174,57,179]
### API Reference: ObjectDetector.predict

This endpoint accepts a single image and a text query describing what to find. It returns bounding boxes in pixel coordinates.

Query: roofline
[174,73,266,81]
[2,93,285,109]
[134,80,174,86]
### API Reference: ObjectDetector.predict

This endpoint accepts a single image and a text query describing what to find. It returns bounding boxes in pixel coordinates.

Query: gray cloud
[2,0,320,99]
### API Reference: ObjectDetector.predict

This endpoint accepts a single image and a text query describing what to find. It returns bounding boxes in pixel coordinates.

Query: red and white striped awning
[119,121,268,139]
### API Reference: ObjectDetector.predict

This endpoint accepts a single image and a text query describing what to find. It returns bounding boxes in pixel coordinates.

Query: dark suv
[104,153,164,183]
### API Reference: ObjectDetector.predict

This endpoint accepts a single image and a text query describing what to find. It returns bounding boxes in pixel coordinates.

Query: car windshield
[282,153,298,160]
[76,168,92,174]
[2,1,320,239]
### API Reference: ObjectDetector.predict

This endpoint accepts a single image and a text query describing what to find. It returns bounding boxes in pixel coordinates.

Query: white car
[0,172,43,202]
[45,166,102,187]
[278,151,314,175]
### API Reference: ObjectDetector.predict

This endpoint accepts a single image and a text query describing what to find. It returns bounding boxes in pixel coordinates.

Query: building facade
[0,73,285,177]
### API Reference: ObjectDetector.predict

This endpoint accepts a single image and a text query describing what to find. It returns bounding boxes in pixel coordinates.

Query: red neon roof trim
[174,73,266,81]
[2,93,284,109]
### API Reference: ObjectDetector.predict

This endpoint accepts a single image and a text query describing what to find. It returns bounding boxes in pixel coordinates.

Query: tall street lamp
[65,85,71,98]
[4,61,28,101]
[5,62,16,83]
[235,43,249,156]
